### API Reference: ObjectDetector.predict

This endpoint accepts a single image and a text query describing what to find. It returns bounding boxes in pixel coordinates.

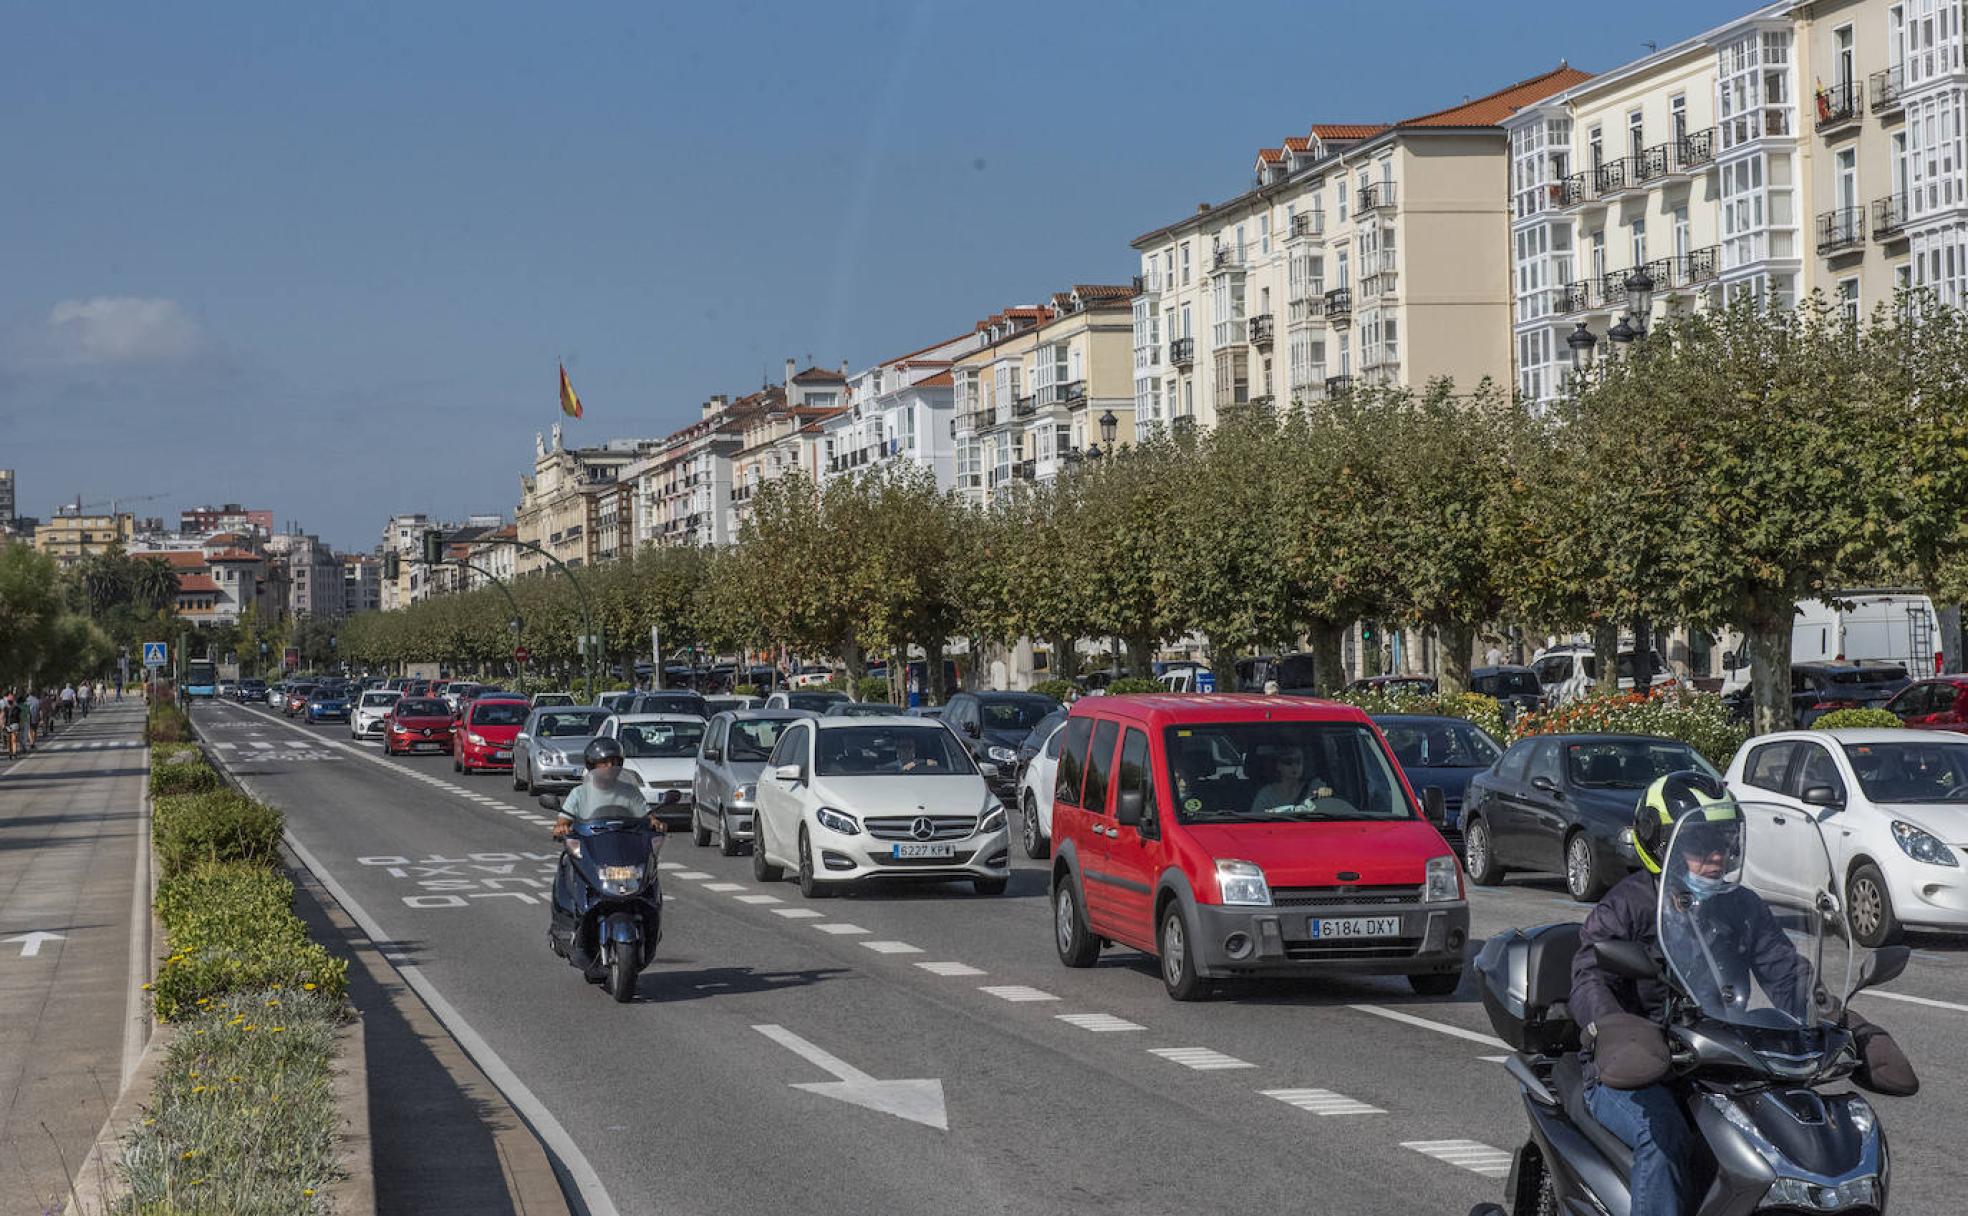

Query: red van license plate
[1309,916,1401,940]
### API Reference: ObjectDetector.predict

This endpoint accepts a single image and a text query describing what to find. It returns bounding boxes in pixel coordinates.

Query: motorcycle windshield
[577,824,653,869]
[1656,800,1842,1032]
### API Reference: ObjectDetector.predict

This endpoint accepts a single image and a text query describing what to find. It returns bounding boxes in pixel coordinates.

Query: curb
[327,1012,377,1216]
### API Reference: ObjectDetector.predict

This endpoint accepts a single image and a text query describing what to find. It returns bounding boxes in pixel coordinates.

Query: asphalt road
[197,697,1968,1215]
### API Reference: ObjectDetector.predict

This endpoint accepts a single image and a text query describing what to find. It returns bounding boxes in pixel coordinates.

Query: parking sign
[1195,669,1216,693]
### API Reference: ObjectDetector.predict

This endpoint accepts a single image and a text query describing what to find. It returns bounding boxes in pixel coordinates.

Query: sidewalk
[0,700,148,1216]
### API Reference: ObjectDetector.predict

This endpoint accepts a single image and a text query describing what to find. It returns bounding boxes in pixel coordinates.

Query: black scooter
[541,790,678,1003]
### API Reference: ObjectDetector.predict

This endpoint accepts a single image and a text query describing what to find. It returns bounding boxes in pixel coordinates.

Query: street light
[1623,266,1655,336]
[1098,409,1119,448]
[1607,315,1638,347]
[1567,321,1597,375]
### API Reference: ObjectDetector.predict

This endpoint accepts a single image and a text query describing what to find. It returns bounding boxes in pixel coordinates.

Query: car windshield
[618,721,704,758]
[1479,671,1540,696]
[979,698,1057,731]
[1566,739,1716,788]
[1842,740,1968,803]
[830,703,899,717]
[396,699,447,717]
[470,703,528,727]
[728,719,791,761]
[1823,666,1907,687]
[814,725,976,776]
[360,692,399,707]
[537,710,608,737]
[1378,720,1502,769]
[1164,722,1413,823]
[786,693,842,711]
[635,694,706,717]
[533,694,575,706]
[1025,709,1069,748]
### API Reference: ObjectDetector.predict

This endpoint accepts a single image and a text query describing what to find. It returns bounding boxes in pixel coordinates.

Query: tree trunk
[1125,633,1156,679]
[1745,612,1795,735]
[1049,635,1081,682]
[925,636,949,704]
[1306,618,1345,695]
[1437,620,1476,696]
[1205,641,1236,696]
[841,638,866,693]
[1941,605,1962,675]
[1592,622,1619,694]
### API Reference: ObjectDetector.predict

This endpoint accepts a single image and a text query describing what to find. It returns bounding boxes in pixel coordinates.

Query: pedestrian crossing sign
[142,641,168,668]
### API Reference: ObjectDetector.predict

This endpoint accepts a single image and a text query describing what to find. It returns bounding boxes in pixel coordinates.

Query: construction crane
[62,491,171,516]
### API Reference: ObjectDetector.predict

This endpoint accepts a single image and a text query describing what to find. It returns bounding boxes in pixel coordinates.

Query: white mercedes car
[752,715,1009,898]
[350,689,402,740]
[1724,727,1968,946]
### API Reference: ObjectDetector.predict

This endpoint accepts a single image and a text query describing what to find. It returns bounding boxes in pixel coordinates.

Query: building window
[1627,109,1644,157]
[1212,349,1250,409]
[1259,213,1271,256]
[1630,217,1647,267]
[1180,241,1192,285]
[1670,93,1687,139]
[1838,277,1860,325]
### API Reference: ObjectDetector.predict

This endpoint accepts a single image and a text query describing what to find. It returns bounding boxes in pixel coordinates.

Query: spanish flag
[559,362,584,419]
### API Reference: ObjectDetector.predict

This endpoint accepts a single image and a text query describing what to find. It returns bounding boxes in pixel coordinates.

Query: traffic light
[1362,622,1377,645]
[421,529,445,564]
[383,551,400,581]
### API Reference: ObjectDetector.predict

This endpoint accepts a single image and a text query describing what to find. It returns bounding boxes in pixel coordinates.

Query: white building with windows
[822,331,980,489]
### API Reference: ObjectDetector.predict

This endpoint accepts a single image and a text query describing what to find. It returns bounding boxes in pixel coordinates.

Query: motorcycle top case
[1475,922,1583,1056]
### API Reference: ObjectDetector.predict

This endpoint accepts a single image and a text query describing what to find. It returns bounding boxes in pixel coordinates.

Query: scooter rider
[551,737,664,838]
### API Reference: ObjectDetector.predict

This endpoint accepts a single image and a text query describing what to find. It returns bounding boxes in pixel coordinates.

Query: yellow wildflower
[302,982,317,991]
[180,1150,199,1160]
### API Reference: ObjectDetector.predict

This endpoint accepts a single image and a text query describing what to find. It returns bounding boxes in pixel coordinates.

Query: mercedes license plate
[1309,916,1401,940]
[891,843,955,859]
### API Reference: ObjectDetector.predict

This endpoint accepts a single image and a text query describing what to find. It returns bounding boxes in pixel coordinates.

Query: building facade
[342,554,382,616]
[514,430,651,573]
[32,510,135,567]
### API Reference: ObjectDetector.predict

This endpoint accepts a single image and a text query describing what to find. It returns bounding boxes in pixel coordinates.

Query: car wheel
[752,818,783,882]
[1462,816,1505,886]
[513,760,527,792]
[1407,970,1463,997]
[1158,903,1211,1001]
[973,875,1008,896]
[797,827,832,899]
[1565,832,1609,903]
[692,813,712,848]
[1053,879,1099,967]
[1848,862,1903,948]
[1021,792,1049,860]
[717,812,743,858]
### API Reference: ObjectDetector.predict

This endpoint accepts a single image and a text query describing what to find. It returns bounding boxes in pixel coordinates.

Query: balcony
[1872,193,1907,241]
[1674,127,1715,171]
[1287,294,1327,324]
[1870,65,1905,116]
[1677,245,1720,286]
[1289,210,1326,240]
[1012,395,1037,418]
[1168,337,1195,367]
[1061,379,1088,403]
[1211,246,1246,272]
[1561,279,1596,314]
[1247,314,1275,345]
[1357,181,1397,213]
[1561,170,1596,208]
[1363,345,1399,373]
[1325,374,1355,396]
[1815,80,1862,134]
[1631,144,1672,186]
[1323,287,1353,318]
[1131,270,1163,295]
[1816,206,1866,253]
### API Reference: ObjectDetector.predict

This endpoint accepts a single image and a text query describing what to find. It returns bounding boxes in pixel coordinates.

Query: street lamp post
[1098,409,1119,448]
[1609,266,1658,696]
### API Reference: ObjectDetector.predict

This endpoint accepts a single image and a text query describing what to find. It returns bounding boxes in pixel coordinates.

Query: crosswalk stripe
[1262,1088,1385,1116]
[1402,1140,1514,1177]
[1148,1047,1255,1071]
[772,908,825,919]
[813,923,868,935]
[916,961,985,977]
[702,882,745,892]
[732,893,782,905]
[979,985,1058,1003]
[1055,1013,1145,1033]
[250,742,273,750]
[860,941,923,955]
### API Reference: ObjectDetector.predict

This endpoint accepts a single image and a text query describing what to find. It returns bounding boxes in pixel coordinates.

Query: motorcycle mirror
[538,793,563,812]
[1593,939,1661,982]
[1852,945,1912,996]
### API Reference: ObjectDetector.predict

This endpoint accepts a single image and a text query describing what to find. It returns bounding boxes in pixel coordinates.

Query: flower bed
[147,703,194,743]
[153,789,284,877]
[1510,687,1748,767]
[1331,689,1509,742]
[150,863,348,1022]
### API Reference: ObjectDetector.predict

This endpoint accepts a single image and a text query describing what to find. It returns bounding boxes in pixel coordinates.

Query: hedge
[149,863,348,1022]
[1031,679,1077,703]
[1813,708,1904,730]
[147,704,193,743]
[153,790,284,878]
[1511,687,1748,768]
[1333,689,1509,742]
[150,748,224,798]
[1105,677,1162,695]
[856,675,891,704]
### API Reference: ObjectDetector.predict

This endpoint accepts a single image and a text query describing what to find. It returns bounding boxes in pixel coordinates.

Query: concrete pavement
[202,697,1968,1215]
[0,700,148,1216]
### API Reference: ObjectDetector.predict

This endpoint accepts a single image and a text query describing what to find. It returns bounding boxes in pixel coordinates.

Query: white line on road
[212,741,237,750]
[702,882,746,892]
[122,743,153,1086]
[1349,1004,1511,1051]
[772,908,826,919]
[752,1023,950,1131]
[673,871,713,880]
[916,962,985,977]
[814,923,869,936]
[1149,1047,1256,1071]
[249,741,273,750]
[733,894,782,905]
[1056,1013,1145,1033]
[860,941,923,955]
[1866,989,1968,1013]
[657,862,684,871]
[979,985,1058,1003]
[1403,1139,1514,1178]
[1262,1087,1385,1116]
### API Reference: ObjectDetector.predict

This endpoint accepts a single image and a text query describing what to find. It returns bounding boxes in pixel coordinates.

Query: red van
[1049,695,1468,1000]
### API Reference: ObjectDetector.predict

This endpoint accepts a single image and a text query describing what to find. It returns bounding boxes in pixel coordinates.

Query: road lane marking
[733,894,782,905]
[702,882,746,892]
[979,985,1058,1003]
[657,862,684,871]
[250,741,273,750]
[860,941,923,955]
[1403,1139,1514,1177]
[752,1023,949,1131]
[1348,1004,1511,1051]
[674,871,713,880]
[1149,1047,1255,1071]
[1866,989,1968,1013]
[1056,1013,1144,1033]
[773,908,826,919]
[917,962,985,977]
[814,923,869,935]
[1262,1088,1385,1116]
[212,742,237,750]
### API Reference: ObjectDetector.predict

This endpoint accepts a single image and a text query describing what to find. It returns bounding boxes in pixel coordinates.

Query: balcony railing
[1325,374,1354,396]
[1061,379,1088,403]
[1324,287,1353,317]
[1815,79,1862,132]
[1632,143,1671,185]
[1675,127,1715,171]
[1289,210,1326,239]
[1168,337,1195,367]
[1211,246,1246,271]
[1012,395,1037,418]
[1870,65,1905,115]
[1131,270,1162,294]
[1562,170,1595,207]
[1817,207,1866,253]
[1561,280,1595,314]
[1287,295,1327,324]
[1679,245,1719,286]
[1247,314,1275,345]
[1357,181,1397,213]
[1872,193,1907,241]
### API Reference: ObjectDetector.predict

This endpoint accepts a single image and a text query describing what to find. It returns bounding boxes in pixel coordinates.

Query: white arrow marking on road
[4,932,65,957]
[753,1023,948,1131]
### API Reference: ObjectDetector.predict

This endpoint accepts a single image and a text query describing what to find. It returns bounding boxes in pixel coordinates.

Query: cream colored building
[32,510,134,567]
[514,430,651,574]
[949,305,1050,505]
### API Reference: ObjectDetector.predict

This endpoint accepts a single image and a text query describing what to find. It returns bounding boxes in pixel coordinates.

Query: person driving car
[1249,746,1331,813]
[552,738,661,838]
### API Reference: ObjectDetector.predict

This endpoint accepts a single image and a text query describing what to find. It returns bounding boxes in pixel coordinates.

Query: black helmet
[583,737,625,769]
[1633,770,1728,874]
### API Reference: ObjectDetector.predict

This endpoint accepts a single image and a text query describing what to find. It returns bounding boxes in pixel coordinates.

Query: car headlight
[1215,859,1271,906]
[980,805,1007,833]
[1425,854,1462,903]
[986,745,1018,764]
[542,748,566,766]
[467,732,487,746]
[815,806,860,836]
[1891,820,1958,867]
[733,782,756,804]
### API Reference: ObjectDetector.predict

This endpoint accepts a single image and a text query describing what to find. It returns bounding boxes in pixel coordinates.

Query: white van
[1721,590,1939,694]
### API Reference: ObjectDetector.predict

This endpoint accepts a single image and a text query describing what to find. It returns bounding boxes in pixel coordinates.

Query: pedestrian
[77,680,93,718]
[23,689,41,750]
[60,683,76,723]
[114,673,123,700]
[4,692,19,759]
[1484,643,1504,668]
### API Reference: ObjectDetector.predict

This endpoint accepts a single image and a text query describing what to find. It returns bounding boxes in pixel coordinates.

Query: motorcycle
[541,789,680,1003]
[1472,799,1911,1215]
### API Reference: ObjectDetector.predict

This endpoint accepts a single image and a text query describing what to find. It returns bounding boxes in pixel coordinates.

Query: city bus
[184,659,219,699]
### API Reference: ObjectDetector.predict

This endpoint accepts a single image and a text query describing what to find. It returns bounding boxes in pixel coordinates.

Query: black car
[1468,665,1542,721]
[1370,713,1504,834]
[941,690,1063,803]
[1461,732,1721,902]
[237,679,267,703]
[1721,661,1912,725]
[1233,652,1323,694]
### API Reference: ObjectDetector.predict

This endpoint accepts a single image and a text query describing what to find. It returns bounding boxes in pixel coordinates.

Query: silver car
[692,710,810,856]
[512,706,611,795]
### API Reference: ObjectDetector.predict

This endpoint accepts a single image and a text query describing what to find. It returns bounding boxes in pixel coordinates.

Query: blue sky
[1,0,1729,550]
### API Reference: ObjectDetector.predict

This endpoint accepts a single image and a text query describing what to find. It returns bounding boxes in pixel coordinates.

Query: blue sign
[1195,670,1216,693]
[142,641,168,669]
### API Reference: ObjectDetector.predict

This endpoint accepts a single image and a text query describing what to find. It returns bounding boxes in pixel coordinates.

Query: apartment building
[265,530,345,619]
[0,469,14,526]
[32,509,135,567]
[515,431,651,573]
[950,306,1052,505]
[726,363,852,532]
[821,331,983,490]
[342,554,382,616]
[624,392,764,551]
[462,525,517,592]
[179,503,273,539]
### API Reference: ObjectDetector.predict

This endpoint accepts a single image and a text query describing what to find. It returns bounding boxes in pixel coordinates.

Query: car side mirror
[964,721,980,738]
[537,793,562,812]
[1115,786,1145,826]
[1721,651,1744,671]
[1422,786,1447,827]
[704,746,722,762]
[1851,944,1911,996]
[1801,785,1844,812]
[1530,775,1561,796]
[1594,939,1661,982]
[773,763,804,785]
[978,762,999,779]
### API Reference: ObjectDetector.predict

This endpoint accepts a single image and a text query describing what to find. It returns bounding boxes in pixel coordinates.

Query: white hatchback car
[1724,727,1968,946]
[596,713,707,830]
[752,715,1010,898]
[351,689,401,740]
[1017,719,1066,859]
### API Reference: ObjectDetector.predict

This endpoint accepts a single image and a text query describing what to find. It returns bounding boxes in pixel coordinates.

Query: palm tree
[130,557,180,616]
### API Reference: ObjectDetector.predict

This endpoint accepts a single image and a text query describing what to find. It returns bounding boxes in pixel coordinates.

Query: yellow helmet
[1633,771,1730,875]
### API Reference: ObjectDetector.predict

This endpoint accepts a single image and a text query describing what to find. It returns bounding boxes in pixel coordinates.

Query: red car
[384,697,455,756]
[1884,677,1968,732]
[454,697,529,773]
[1048,694,1466,1000]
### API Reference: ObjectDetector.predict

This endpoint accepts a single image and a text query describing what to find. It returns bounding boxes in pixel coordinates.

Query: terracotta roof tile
[915,371,954,388]
[176,573,221,593]
[1256,147,1285,164]
[1394,64,1592,128]
[1283,136,1312,152]
[146,551,209,570]
[206,549,261,563]
[791,366,846,383]
[1072,284,1137,301]
[1309,123,1387,140]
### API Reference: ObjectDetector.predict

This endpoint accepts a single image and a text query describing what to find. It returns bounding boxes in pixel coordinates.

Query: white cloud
[39,296,203,365]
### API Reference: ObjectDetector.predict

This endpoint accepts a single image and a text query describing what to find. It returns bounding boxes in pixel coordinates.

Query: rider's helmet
[1633,770,1728,874]
[583,737,625,770]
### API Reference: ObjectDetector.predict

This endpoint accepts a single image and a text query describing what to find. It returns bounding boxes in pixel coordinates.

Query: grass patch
[115,987,343,1214]
[151,863,348,1022]
[153,790,283,877]
[150,749,224,798]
